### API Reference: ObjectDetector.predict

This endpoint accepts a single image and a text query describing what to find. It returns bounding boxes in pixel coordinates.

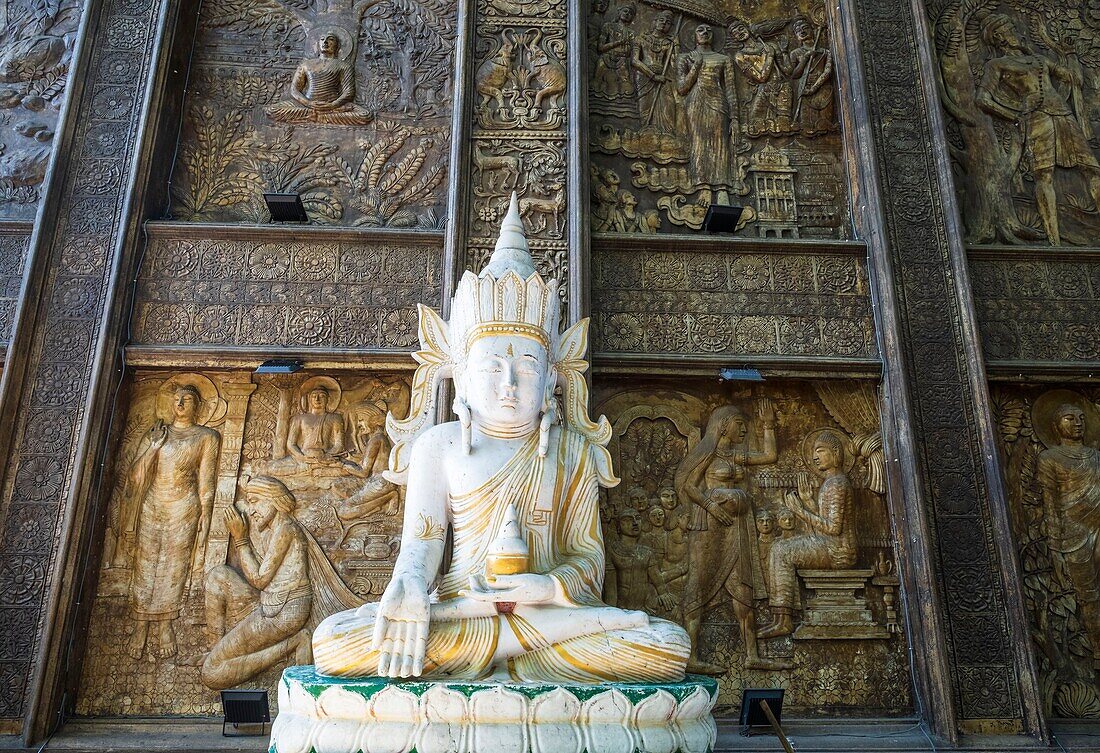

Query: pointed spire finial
[484,191,536,278]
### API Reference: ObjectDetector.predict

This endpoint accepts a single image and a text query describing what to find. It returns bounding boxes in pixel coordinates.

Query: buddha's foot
[126,624,148,660]
[686,658,726,676]
[745,657,794,671]
[756,621,793,640]
[151,621,177,660]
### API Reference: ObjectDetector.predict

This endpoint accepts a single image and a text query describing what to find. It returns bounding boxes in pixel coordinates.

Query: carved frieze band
[0,0,163,721]
[591,245,876,360]
[856,0,1023,723]
[131,228,443,350]
[971,254,1100,366]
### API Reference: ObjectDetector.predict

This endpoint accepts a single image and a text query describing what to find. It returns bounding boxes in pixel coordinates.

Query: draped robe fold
[313,426,690,683]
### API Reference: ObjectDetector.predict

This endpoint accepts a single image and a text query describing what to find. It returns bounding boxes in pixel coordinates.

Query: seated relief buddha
[312,195,691,682]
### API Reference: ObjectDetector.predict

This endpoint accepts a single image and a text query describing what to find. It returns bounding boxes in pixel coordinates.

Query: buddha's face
[320,35,340,57]
[1056,406,1086,442]
[813,440,840,472]
[172,388,200,423]
[308,388,328,411]
[695,24,713,46]
[463,335,549,429]
[648,506,666,528]
[659,488,677,510]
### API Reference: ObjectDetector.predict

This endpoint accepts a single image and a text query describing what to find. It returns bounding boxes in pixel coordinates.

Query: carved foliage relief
[77,370,411,715]
[993,385,1100,718]
[592,247,876,359]
[466,0,569,294]
[971,255,1100,363]
[928,0,1100,246]
[0,0,79,219]
[588,0,850,237]
[594,378,909,713]
[168,0,455,227]
[0,229,28,343]
[130,231,442,349]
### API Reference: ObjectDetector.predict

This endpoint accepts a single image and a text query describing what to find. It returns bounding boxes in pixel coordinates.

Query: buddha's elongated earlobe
[539,398,557,458]
[453,396,472,455]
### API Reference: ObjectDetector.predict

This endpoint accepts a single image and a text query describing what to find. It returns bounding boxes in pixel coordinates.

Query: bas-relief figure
[123,378,223,661]
[929,1,1100,246]
[593,382,912,712]
[996,387,1100,718]
[590,0,848,237]
[312,197,691,683]
[77,371,412,716]
[168,0,454,225]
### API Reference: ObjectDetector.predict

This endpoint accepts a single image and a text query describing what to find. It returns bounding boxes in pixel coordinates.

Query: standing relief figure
[592,3,639,111]
[633,10,683,136]
[676,24,743,204]
[124,381,221,660]
[1036,399,1100,666]
[758,429,857,638]
[785,17,835,137]
[674,400,785,673]
[976,14,1100,246]
[726,19,793,137]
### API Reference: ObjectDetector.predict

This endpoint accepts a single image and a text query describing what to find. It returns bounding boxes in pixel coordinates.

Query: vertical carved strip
[846,0,1041,734]
[0,0,169,731]
[465,0,569,307]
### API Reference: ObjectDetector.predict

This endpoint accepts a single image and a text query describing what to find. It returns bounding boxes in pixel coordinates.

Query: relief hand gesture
[147,421,168,450]
[462,572,556,605]
[224,506,247,540]
[372,572,430,678]
[757,398,776,426]
[796,473,815,504]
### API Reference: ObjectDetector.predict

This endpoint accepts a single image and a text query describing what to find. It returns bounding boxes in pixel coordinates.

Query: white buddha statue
[312,194,690,683]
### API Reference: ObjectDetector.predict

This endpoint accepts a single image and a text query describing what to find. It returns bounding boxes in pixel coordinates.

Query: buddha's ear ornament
[384,304,454,484]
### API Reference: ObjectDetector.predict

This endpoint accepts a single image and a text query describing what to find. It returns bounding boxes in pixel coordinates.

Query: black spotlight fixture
[264,192,309,223]
[702,204,744,234]
[255,358,304,374]
[220,689,270,736]
[739,688,793,752]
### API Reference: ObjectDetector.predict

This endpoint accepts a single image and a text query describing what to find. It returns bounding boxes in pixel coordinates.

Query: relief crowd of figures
[588,1,843,235]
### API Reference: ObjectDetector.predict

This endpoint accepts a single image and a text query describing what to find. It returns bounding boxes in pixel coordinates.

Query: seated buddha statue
[266,33,374,126]
[313,195,691,682]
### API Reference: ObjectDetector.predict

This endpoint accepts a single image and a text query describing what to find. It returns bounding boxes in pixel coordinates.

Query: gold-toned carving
[474,27,567,129]
[595,379,908,713]
[930,2,1100,245]
[266,32,374,125]
[78,370,411,716]
[122,376,224,661]
[995,386,1100,718]
[590,1,848,237]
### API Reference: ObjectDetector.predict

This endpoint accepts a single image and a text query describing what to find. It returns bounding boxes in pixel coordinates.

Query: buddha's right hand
[372,573,430,678]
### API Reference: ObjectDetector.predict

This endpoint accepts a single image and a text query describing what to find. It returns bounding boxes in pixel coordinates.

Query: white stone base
[269,666,718,753]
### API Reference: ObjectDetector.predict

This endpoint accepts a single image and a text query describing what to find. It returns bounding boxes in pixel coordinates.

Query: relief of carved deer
[525,29,565,112]
[519,183,565,235]
[475,30,518,113]
[472,143,524,194]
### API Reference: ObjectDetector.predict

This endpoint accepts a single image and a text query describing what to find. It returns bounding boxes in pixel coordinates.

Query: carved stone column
[834,0,1043,740]
[0,0,193,738]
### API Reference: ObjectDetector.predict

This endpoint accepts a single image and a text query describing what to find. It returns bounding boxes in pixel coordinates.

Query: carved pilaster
[836,0,1043,738]
[0,0,187,737]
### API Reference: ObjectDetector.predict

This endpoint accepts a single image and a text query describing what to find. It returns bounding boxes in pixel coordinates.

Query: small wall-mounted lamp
[719,367,764,382]
[254,358,303,375]
[264,193,308,223]
[702,204,745,234]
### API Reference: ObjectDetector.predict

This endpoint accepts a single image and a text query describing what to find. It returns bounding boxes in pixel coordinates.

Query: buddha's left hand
[463,573,556,605]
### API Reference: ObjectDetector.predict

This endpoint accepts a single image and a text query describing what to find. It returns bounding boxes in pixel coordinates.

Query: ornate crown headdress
[384,193,614,484]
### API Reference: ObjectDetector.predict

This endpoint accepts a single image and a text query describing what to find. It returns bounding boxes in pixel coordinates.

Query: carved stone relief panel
[971,254,1100,365]
[0,227,28,344]
[992,385,1100,718]
[0,0,79,219]
[77,369,410,715]
[465,0,569,301]
[588,0,850,237]
[591,244,877,360]
[167,0,455,227]
[928,0,1100,246]
[593,377,910,714]
[130,227,442,350]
